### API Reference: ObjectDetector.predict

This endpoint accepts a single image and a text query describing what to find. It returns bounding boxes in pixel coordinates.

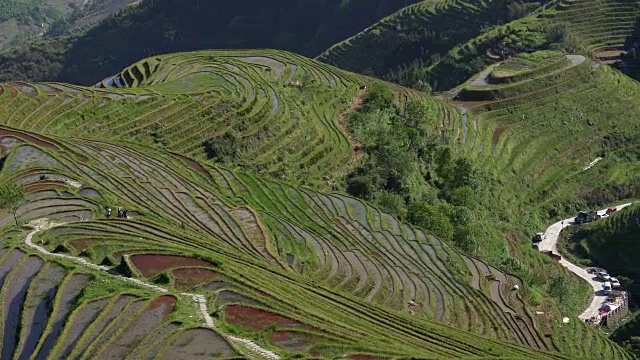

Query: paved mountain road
[538,203,632,320]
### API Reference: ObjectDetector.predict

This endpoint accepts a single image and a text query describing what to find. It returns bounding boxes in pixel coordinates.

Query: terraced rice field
[0,125,594,358]
[450,51,640,210]
[0,246,239,360]
[542,0,640,59]
[0,46,632,358]
[0,50,421,187]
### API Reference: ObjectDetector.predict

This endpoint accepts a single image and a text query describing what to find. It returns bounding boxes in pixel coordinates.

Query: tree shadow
[617,14,640,80]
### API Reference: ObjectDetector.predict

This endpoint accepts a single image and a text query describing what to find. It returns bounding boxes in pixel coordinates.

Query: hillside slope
[0,0,422,84]
[0,49,423,188]
[558,204,640,356]
[0,125,600,358]
[317,0,510,86]
[561,204,640,288]
[447,51,640,219]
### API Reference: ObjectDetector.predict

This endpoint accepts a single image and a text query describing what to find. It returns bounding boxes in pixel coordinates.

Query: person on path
[123,210,128,218]
[106,207,111,218]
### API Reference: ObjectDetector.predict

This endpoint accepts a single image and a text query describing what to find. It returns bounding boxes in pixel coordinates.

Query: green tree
[203,131,241,163]
[407,202,454,240]
[0,183,25,227]
[404,98,436,129]
[453,223,479,254]
[362,83,394,111]
[449,186,477,209]
[451,158,483,190]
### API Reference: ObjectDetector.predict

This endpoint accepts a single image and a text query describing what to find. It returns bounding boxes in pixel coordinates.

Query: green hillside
[0,125,601,358]
[318,0,640,91]
[447,50,640,215]
[317,0,510,89]
[0,0,637,356]
[0,0,423,84]
[0,49,424,188]
[557,204,640,356]
[560,204,640,288]
[612,311,640,356]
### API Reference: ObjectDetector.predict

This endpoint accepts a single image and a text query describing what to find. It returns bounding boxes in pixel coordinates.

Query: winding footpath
[23,218,280,360]
[537,203,632,320]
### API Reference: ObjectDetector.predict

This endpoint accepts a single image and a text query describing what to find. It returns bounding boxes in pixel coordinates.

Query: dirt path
[537,203,632,320]
[23,218,280,360]
[337,88,367,165]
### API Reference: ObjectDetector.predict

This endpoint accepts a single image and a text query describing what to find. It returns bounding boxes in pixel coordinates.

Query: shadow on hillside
[618,16,640,80]
[54,0,423,85]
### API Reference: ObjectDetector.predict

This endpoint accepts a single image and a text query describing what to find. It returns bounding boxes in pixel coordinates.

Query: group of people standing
[105,207,129,218]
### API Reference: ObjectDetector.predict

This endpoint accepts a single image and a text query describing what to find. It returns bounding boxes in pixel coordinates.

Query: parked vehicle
[606,207,618,215]
[587,267,606,274]
[532,232,545,243]
[603,281,613,295]
[610,277,621,288]
[596,271,611,281]
[575,211,600,224]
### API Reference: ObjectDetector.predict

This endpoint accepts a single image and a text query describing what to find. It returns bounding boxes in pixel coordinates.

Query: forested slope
[0,0,421,84]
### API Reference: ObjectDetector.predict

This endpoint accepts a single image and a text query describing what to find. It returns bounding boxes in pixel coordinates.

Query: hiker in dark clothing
[123,210,129,218]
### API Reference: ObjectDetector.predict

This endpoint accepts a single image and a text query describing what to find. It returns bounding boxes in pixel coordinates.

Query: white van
[603,281,612,295]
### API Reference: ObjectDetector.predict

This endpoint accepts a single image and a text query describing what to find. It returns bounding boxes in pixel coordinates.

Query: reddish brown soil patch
[129,254,215,278]
[492,125,510,147]
[348,355,388,360]
[370,252,382,260]
[225,305,306,332]
[173,153,213,181]
[172,268,217,289]
[24,181,65,193]
[7,87,18,98]
[112,248,156,260]
[9,82,38,97]
[149,295,177,315]
[268,331,321,352]
[0,128,58,149]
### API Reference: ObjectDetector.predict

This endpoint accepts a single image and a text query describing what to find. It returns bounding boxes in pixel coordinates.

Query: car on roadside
[575,211,601,224]
[587,267,606,274]
[532,233,546,243]
[603,281,613,295]
[596,271,611,281]
[610,277,621,288]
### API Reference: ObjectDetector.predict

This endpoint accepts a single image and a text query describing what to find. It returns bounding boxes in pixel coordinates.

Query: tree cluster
[344,83,488,254]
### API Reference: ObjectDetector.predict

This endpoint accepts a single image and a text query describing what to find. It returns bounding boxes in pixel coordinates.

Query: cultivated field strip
[452,53,640,207]
[0,245,241,360]
[0,127,573,358]
[205,162,550,349]
[0,50,425,187]
[543,0,640,55]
